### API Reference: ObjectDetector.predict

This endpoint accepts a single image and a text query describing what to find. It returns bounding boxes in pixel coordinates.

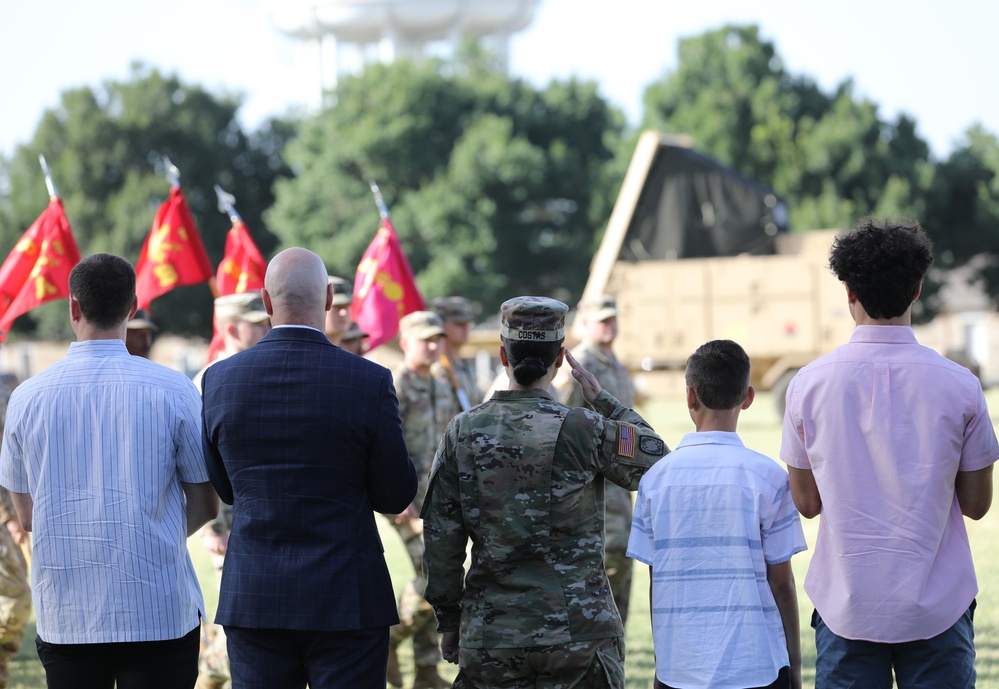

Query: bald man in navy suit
[202,247,417,689]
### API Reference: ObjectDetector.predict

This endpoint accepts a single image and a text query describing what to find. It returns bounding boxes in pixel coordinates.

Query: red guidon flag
[205,221,267,363]
[351,216,424,350]
[135,187,213,309]
[0,198,81,339]
[215,221,265,296]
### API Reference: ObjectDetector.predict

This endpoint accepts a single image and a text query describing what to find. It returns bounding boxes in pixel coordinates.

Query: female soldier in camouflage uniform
[422,297,668,688]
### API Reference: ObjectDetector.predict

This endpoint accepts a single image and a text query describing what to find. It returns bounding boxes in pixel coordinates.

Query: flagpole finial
[368,180,390,219]
[214,185,243,224]
[38,155,59,199]
[162,155,181,189]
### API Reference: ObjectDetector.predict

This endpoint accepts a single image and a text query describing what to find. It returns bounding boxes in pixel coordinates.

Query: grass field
[8,388,999,688]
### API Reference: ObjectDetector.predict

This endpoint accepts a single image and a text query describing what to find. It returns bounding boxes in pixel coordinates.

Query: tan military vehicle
[580,131,854,413]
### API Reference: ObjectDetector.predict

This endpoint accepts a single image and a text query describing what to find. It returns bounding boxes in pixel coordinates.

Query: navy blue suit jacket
[201,326,417,631]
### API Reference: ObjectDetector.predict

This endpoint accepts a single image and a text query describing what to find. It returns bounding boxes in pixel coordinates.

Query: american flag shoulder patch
[617,423,636,458]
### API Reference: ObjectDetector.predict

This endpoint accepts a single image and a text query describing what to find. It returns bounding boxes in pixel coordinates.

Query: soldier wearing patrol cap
[324,276,353,346]
[422,296,668,689]
[125,308,158,359]
[339,321,369,357]
[430,296,482,412]
[192,292,271,391]
[191,292,269,689]
[389,311,456,689]
[555,294,639,625]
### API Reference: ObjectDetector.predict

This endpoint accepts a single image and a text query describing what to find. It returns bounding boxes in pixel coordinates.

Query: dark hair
[69,254,136,330]
[829,217,934,319]
[685,340,751,410]
[501,337,563,386]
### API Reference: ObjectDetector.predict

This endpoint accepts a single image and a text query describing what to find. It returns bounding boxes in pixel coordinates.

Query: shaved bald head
[262,248,333,329]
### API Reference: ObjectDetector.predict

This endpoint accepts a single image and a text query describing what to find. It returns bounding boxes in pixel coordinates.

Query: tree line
[1,26,997,340]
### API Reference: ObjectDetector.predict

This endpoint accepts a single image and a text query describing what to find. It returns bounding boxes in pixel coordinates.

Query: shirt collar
[675,430,745,450]
[67,339,130,357]
[849,324,918,345]
[492,388,555,402]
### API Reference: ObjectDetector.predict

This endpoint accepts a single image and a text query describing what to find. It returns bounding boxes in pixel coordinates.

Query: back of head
[499,296,567,386]
[829,217,934,319]
[70,254,136,330]
[686,340,751,410]
[264,248,329,322]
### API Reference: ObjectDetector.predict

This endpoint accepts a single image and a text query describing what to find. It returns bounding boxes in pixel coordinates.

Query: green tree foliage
[266,54,624,317]
[642,24,933,232]
[923,125,999,303]
[0,64,296,340]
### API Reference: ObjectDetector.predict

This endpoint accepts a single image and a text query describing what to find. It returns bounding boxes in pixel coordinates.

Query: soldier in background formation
[0,377,30,689]
[422,297,668,688]
[340,321,369,356]
[125,307,158,358]
[324,276,353,346]
[390,311,456,689]
[555,295,638,624]
[430,297,482,411]
[192,292,271,391]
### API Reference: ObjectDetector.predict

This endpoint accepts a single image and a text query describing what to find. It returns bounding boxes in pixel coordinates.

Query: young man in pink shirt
[781,217,998,688]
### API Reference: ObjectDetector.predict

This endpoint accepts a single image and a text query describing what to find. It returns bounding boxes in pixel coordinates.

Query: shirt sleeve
[779,375,811,470]
[583,390,669,490]
[175,381,209,484]
[0,391,28,494]
[959,384,999,473]
[761,471,808,565]
[421,422,467,634]
[625,476,654,566]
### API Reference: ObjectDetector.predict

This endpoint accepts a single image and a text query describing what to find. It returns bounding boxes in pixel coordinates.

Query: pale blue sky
[1,0,995,160]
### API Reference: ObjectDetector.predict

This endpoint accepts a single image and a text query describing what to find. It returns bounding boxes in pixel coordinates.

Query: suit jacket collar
[260,326,333,346]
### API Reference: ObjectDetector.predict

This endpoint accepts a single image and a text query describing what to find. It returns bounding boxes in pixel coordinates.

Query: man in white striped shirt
[0,253,219,689]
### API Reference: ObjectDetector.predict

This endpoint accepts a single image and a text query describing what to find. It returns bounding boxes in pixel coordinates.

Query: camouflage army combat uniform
[0,386,30,689]
[422,296,668,688]
[196,506,232,689]
[557,340,639,624]
[432,355,481,412]
[391,364,457,682]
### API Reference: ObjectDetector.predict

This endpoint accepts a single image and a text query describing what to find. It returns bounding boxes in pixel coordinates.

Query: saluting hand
[567,350,602,404]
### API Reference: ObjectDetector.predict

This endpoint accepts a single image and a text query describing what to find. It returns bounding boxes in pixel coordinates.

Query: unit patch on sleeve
[640,436,665,457]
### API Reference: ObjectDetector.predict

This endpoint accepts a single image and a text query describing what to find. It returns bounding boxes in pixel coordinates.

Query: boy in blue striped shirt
[628,340,806,689]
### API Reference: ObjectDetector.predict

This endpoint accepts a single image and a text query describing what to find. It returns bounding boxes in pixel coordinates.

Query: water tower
[264,0,541,107]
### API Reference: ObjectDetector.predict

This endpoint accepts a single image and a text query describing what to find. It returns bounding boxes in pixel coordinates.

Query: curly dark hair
[829,217,934,319]
[685,340,751,410]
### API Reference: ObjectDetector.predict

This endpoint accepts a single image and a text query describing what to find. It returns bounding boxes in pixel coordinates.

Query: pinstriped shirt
[0,339,207,644]
[628,431,806,689]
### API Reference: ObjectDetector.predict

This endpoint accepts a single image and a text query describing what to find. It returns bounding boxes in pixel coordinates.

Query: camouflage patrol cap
[578,295,618,322]
[127,308,158,331]
[214,292,269,323]
[431,296,474,323]
[342,320,369,342]
[327,276,353,306]
[500,296,567,342]
[399,311,447,340]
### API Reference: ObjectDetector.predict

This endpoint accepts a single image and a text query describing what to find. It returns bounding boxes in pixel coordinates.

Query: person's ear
[685,384,698,411]
[741,386,756,410]
[554,346,566,369]
[261,289,275,316]
[499,345,509,367]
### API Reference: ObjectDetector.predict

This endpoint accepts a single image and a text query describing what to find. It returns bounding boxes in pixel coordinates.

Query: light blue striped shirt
[628,431,806,689]
[0,340,207,644]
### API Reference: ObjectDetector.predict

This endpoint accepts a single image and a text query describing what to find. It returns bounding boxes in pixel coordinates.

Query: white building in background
[263,0,540,108]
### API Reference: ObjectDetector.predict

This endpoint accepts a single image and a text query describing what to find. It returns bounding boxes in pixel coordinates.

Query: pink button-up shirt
[782,325,998,642]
